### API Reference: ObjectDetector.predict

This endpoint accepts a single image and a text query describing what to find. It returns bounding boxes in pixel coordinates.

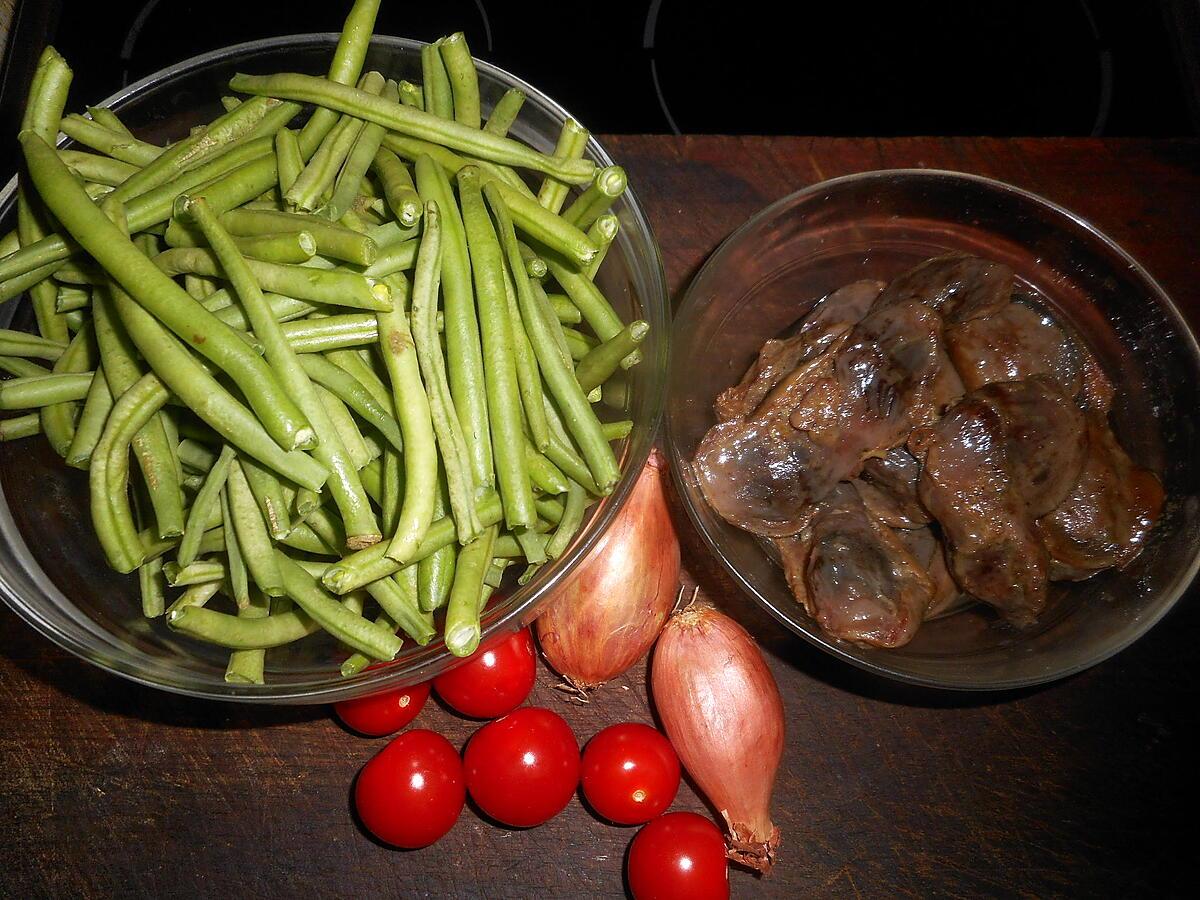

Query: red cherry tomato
[463,706,580,827]
[627,811,729,900]
[581,723,680,824]
[354,729,465,848]
[334,681,431,736]
[433,628,536,719]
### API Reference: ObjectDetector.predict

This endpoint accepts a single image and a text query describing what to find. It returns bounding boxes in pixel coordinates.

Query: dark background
[3,0,1200,140]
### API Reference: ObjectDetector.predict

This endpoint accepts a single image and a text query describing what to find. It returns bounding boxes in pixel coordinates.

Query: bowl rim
[0,33,670,703]
[667,166,1200,691]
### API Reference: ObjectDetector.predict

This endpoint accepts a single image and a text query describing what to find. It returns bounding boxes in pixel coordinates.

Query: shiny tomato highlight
[581,723,680,824]
[433,627,536,719]
[627,811,729,900]
[334,681,431,736]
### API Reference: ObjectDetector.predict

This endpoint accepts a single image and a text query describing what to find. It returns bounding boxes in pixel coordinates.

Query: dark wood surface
[2,137,1197,899]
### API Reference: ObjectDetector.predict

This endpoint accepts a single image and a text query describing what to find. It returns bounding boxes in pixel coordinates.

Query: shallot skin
[651,603,784,874]
[536,452,680,692]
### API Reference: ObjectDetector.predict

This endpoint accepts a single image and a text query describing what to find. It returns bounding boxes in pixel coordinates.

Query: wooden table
[1,137,1195,898]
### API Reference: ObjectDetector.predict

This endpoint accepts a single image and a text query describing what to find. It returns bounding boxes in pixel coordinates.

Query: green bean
[183,194,377,548]
[220,487,251,608]
[282,314,377,354]
[544,293,580,325]
[274,128,304,195]
[418,477,456,612]
[546,478,587,559]
[63,365,113,468]
[23,46,73,143]
[0,372,92,408]
[601,419,633,441]
[37,325,91,457]
[584,213,618,280]
[364,574,436,646]
[444,526,496,657]
[305,504,347,552]
[326,348,392,410]
[227,459,285,597]
[540,400,601,496]
[59,149,139,186]
[421,41,454,120]
[537,119,589,214]
[315,384,371,469]
[381,132,533,198]
[165,559,226,587]
[0,357,48,378]
[16,192,70,349]
[525,444,570,495]
[396,79,424,110]
[176,437,218,472]
[543,250,624,340]
[298,0,382,151]
[484,182,620,493]
[323,491,503,594]
[0,413,41,441]
[459,168,536,529]
[562,165,628,229]
[90,373,169,571]
[240,456,292,541]
[221,207,378,265]
[114,96,298,204]
[279,521,337,555]
[137,556,166,618]
[289,108,367,212]
[231,72,598,185]
[576,320,649,391]
[439,33,481,128]
[179,445,235,567]
[324,77,394,221]
[168,601,318,649]
[166,221,318,263]
[154,244,391,311]
[165,579,223,617]
[0,329,66,361]
[340,612,391,677]
[296,352,402,451]
[516,242,547,281]
[379,446,402,533]
[0,260,68,304]
[276,552,402,660]
[488,179,597,269]
[59,115,162,166]
[375,275,437,563]
[50,260,105,286]
[407,201,480,542]
[55,285,91,313]
[22,137,320,456]
[362,237,417,278]
[413,156,493,493]
[224,588,271,684]
[483,88,525,137]
[502,264,548,451]
[370,147,420,228]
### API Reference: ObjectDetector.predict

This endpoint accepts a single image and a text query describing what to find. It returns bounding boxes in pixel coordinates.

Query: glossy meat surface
[775,485,932,648]
[873,254,1014,324]
[854,447,930,528]
[946,301,1079,393]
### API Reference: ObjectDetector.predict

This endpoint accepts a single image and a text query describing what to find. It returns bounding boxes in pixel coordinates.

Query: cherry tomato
[463,706,579,827]
[433,628,536,719]
[334,681,431,736]
[581,723,680,825]
[627,812,729,900]
[354,729,465,848]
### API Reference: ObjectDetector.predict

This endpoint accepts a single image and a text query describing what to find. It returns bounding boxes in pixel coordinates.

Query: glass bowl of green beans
[0,33,667,702]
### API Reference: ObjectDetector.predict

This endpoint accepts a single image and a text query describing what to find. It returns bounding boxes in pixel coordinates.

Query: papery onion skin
[536,451,680,692]
[651,602,784,874]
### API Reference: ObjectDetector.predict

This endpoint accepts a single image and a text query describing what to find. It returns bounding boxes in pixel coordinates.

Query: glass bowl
[667,169,1200,690]
[0,35,668,703]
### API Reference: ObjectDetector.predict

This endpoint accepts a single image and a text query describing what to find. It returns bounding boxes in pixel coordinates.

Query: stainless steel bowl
[0,34,668,703]
[666,169,1200,690]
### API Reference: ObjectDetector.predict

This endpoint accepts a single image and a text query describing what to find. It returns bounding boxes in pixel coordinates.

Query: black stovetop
[2,0,1197,151]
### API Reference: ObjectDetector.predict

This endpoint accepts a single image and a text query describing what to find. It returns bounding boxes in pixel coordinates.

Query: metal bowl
[0,34,668,703]
[666,169,1199,690]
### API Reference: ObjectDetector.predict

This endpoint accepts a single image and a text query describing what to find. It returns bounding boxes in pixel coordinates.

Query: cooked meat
[946,300,1079,394]
[872,254,1014,324]
[897,525,967,618]
[775,485,932,648]
[913,377,1086,624]
[715,280,885,421]
[1038,416,1164,579]
[854,447,930,528]
[696,332,908,536]
[856,298,965,428]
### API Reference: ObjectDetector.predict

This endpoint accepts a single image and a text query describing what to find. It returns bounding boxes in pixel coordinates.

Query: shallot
[651,599,784,874]
[536,450,679,693]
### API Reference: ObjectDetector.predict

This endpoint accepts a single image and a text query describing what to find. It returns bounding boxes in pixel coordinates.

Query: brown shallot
[651,599,785,874]
[536,450,679,694]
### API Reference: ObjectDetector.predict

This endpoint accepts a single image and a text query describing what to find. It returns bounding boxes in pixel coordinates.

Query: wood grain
[1,137,1196,899]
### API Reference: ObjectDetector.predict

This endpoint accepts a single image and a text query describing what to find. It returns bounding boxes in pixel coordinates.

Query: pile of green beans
[0,0,643,682]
